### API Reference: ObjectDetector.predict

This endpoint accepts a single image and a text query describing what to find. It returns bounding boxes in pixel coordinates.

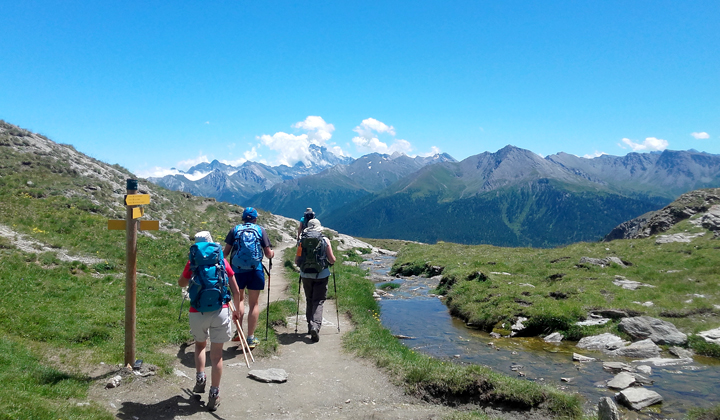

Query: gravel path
[92,241,451,419]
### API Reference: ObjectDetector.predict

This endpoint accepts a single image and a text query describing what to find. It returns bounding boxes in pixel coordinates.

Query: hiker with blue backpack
[223,207,274,350]
[295,218,336,342]
[178,231,241,412]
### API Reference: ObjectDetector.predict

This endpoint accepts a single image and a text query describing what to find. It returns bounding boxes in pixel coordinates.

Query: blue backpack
[188,242,231,313]
[231,223,263,272]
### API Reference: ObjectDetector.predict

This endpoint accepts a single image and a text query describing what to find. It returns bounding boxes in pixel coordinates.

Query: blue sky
[1,1,718,178]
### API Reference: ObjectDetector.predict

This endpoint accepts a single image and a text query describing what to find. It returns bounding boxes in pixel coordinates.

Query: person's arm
[226,261,241,319]
[264,246,274,259]
[325,238,336,265]
[223,243,232,259]
[178,260,192,287]
[178,274,190,287]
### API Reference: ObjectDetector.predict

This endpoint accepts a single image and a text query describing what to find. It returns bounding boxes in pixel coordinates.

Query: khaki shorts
[189,307,232,343]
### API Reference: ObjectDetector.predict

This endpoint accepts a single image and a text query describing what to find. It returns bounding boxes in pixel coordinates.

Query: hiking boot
[231,331,241,342]
[193,376,206,393]
[207,387,220,411]
[310,329,320,343]
[247,335,259,349]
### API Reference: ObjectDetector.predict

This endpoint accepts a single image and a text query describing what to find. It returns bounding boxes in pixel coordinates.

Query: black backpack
[301,210,315,229]
[298,230,328,274]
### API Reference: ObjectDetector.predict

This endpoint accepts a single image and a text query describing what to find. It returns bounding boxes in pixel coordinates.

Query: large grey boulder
[544,332,564,343]
[577,333,626,352]
[598,397,621,420]
[617,387,663,410]
[613,339,661,358]
[618,316,687,345]
[700,205,720,231]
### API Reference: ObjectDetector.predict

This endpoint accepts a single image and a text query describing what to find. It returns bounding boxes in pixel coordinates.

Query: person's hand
[232,310,240,322]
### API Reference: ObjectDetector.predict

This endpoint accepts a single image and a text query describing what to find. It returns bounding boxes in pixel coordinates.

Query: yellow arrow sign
[125,194,150,206]
[132,207,144,219]
[108,220,126,230]
[139,220,159,231]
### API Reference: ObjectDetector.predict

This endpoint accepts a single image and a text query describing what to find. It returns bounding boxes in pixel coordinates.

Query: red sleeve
[182,260,192,279]
[224,259,234,277]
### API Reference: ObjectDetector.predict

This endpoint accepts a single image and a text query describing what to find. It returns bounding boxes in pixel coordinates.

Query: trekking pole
[332,265,340,333]
[178,294,186,322]
[228,301,254,365]
[263,259,272,341]
[294,274,302,333]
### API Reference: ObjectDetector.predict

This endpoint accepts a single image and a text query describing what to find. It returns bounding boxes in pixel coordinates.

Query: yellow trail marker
[132,207,144,219]
[125,194,150,206]
[108,220,126,230]
[139,220,159,231]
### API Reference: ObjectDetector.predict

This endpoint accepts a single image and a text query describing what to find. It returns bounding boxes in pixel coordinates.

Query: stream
[362,253,720,418]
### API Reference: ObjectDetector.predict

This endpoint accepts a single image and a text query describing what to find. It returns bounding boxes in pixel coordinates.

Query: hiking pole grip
[228,301,252,366]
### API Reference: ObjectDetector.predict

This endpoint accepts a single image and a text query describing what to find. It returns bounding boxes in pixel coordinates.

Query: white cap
[194,231,213,243]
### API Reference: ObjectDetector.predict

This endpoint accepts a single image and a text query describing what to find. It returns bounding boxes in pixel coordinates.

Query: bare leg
[247,289,262,337]
[194,340,207,374]
[209,341,224,388]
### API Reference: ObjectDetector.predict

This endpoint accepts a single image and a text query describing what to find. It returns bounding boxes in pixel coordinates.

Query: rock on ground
[698,327,720,345]
[577,333,626,352]
[618,316,687,345]
[598,396,621,420]
[613,339,661,359]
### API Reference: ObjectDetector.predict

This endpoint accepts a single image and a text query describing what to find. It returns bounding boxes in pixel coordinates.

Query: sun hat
[242,207,258,221]
[306,218,322,232]
[194,231,213,243]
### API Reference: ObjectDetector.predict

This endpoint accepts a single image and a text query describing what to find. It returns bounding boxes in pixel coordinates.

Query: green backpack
[298,230,329,274]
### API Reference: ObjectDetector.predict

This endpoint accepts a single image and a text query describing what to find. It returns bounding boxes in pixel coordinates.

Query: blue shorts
[234,269,265,291]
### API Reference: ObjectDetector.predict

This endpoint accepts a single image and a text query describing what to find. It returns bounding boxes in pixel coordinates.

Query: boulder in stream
[613,338,661,358]
[619,316,687,345]
[544,332,563,343]
[577,333,626,352]
[617,387,663,410]
[607,371,636,389]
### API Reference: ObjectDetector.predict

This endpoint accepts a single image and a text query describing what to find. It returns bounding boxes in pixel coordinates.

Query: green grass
[688,404,720,420]
[0,338,113,420]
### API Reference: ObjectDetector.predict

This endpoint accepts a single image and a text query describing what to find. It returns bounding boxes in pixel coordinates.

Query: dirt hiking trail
[93,242,452,419]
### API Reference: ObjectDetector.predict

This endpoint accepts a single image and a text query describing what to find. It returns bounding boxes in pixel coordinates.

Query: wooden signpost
[107,179,159,366]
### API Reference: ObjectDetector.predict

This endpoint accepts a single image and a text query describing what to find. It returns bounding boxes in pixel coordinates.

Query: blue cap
[242,207,258,220]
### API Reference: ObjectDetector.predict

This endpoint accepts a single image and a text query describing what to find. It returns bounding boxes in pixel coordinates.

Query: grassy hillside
[0,121,297,419]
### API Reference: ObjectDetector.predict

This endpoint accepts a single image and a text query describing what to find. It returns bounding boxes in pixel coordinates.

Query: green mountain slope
[326,179,668,247]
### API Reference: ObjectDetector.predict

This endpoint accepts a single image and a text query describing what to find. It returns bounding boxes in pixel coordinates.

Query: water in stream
[363,254,720,417]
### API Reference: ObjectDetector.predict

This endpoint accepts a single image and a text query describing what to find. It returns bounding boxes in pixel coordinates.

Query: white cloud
[177,154,210,171]
[418,146,442,157]
[257,116,347,166]
[691,132,710,139]
[621,137,669,152]
[292,116,335,144]
[351,118,412,155]
[136,167,183,179]
[583,151,607,159]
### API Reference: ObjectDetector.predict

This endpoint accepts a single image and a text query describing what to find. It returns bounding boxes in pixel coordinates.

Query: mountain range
[150,142,720,247]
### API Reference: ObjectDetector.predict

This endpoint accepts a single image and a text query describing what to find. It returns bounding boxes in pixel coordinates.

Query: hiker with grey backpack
[223,207,274,350]
[295,218,336,342]
[178,231,241,412]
